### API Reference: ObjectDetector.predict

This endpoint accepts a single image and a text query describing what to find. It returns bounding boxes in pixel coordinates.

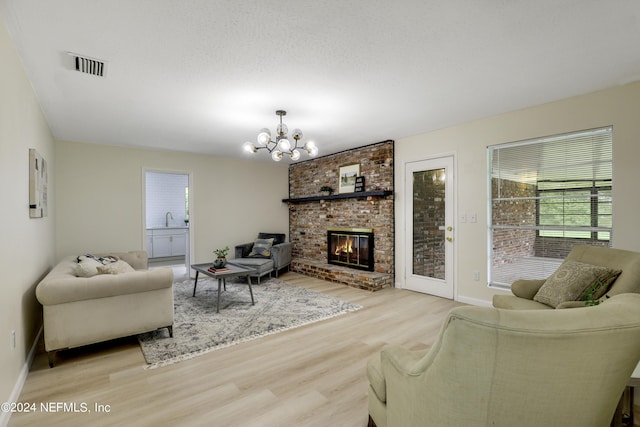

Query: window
[537,180,611,240]
[488,127,613,288]
[185,186,189,219]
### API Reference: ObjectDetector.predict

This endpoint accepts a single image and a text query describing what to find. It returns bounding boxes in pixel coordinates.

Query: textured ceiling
[2,0,639,163]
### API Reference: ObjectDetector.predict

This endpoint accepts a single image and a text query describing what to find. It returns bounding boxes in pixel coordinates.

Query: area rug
[138,277,362,369]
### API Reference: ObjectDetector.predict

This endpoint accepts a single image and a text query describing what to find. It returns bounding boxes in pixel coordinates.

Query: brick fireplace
[285,141,394,291]
[327,227,374,271]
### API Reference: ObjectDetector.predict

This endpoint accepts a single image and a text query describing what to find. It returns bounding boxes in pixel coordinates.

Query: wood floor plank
[9,272,462,427]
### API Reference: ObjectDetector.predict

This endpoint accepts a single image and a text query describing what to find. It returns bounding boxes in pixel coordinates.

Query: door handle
[447,226,453,232]
[446,236,453,242]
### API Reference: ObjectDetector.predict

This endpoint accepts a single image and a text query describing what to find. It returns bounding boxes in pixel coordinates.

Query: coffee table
[191,262,256,313]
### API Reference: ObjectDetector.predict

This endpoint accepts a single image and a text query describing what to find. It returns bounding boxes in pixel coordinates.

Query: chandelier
[243,110,318,161]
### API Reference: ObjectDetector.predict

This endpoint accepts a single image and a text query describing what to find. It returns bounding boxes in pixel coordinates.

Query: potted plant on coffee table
[212,246,230,268]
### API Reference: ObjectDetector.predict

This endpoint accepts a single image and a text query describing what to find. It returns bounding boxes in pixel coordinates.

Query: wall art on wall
[339,163,360,193]
[29,148,48,218]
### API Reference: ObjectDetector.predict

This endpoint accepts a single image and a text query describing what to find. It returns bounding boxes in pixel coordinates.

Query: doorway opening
[143,170,192,280]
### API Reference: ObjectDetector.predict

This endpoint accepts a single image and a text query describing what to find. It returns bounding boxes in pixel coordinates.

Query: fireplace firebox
[327,228,374,271]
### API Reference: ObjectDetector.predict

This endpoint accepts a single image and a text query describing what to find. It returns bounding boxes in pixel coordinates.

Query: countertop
[146,226,189,230]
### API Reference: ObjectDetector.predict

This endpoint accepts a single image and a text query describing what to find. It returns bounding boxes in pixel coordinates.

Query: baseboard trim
[0,325,42,427]
[456,295,492,307]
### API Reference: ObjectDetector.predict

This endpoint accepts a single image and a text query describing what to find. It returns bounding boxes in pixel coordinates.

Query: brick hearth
[286,141,394,291]
[291,258,392,291]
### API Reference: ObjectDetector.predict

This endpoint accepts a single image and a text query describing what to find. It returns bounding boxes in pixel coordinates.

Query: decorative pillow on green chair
[249,238,274,258]
[578,271,622,302]
[533,260,621,308]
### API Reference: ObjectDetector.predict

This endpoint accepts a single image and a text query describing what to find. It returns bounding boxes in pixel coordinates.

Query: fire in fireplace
[327,228,374,271]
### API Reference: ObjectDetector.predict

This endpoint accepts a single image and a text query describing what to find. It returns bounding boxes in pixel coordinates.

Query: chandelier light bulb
[243,141,257,153]
[278,138,291,152]
[290,149,301,161]
[271,150,283,162]
[292,128,303,140]
[305,141,318,156]
[277,122,288,136]
[257,128,271,145]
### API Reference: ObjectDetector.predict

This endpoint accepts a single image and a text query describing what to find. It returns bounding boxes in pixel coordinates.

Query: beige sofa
[367,293,640,427]
[493,245,640,310]
[36,251,174,367]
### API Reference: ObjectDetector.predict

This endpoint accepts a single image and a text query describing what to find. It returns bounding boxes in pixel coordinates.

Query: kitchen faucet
[165,211,173,227]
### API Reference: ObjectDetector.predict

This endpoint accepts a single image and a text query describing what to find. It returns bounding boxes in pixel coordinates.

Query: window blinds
[488,126,613,288]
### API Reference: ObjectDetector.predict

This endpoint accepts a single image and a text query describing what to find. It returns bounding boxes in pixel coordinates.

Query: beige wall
[0,17,56,410]
[395,81,640,305]
[55,141,289,265]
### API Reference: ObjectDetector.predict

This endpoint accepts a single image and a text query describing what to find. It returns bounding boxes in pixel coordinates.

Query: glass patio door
[405,156,455,299]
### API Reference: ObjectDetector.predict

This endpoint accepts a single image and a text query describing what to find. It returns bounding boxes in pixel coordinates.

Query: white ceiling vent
[69,53,106,77]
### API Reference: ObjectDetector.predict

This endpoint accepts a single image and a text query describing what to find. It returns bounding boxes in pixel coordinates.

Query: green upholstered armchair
[493,245,640,310]
[367,294,640,427]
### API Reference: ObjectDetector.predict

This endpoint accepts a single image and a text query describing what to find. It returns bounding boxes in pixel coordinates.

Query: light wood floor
[9,272,463,427]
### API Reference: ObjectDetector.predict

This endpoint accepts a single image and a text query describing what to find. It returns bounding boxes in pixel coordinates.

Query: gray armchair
[233,232,292,283]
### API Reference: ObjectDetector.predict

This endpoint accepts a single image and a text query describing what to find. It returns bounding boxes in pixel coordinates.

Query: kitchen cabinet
[146,233,154,257]
[147,228,188,258]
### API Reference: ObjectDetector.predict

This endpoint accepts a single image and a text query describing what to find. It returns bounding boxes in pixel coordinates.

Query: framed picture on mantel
[339,163,359,193]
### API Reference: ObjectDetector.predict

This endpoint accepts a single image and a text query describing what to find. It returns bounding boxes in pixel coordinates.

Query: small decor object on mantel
[339,163,360,194]
[320,186,334,197]
[354,176,365,193]
[212,246,230,268]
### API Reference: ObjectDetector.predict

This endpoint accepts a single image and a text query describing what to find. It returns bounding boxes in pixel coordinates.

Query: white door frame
[142,168,194,273]
[404,155,456,299]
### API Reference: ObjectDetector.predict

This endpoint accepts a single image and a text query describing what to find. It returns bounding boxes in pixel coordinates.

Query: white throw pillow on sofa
[97,260,135,275]
[75,258,103,277]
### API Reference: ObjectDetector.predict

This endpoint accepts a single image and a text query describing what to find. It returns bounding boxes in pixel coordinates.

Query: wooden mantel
[282,190,393,204]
